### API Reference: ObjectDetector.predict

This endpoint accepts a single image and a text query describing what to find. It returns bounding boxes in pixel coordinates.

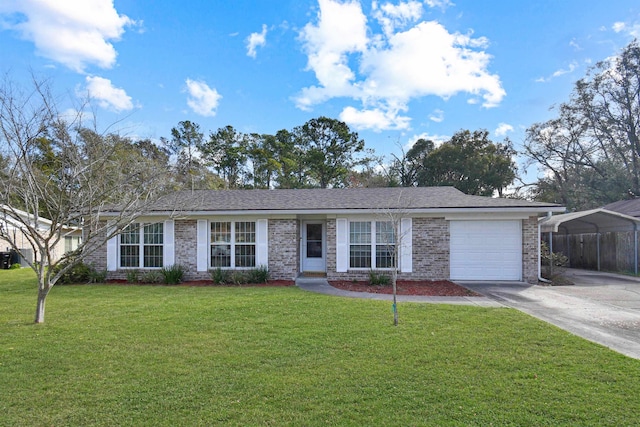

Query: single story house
[86,187,564,283]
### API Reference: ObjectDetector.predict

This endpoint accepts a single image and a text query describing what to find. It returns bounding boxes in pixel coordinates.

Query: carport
[540,208,640,274]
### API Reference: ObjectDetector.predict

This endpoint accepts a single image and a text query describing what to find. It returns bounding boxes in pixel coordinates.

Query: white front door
[302,222,326,273]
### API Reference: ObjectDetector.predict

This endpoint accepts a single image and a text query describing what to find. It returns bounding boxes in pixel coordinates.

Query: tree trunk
[392,272,398,326]
[35,287,49,324]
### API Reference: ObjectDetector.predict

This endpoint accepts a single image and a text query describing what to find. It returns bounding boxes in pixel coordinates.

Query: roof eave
[99,205,565,219]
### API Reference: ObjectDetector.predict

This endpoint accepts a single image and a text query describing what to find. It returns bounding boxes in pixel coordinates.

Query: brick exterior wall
[326,217,451,282]
[410,217,449,280]
[89,215,541,284]
[522,215,539,284]
[83,223,107,271]
[325,219,337,277]
[174,220,208,281]
[268,219,299,280]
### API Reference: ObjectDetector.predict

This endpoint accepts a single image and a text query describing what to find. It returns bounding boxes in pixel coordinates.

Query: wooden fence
[546,231,639,274]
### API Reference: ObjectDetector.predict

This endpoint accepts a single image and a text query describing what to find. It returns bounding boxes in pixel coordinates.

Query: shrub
[88,268,108,283]
[126,269,140,283]
[161,264,184,285]
[141,270,163,284]
[541,241,569,267]
[210,267,230,285]
[228,270,248,285]
[247,266,270,283]
[368,270,391,286]
[53,261,93,285]
[9,263,21,269]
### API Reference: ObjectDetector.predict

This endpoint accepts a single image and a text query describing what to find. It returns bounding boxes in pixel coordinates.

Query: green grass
[1,269,640,426]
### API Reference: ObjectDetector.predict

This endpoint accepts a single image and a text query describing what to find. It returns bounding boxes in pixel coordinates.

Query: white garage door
[450,220,522,281]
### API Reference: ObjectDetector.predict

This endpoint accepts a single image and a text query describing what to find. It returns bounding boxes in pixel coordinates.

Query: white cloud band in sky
[296,0,505,131]
[0,0,135,72]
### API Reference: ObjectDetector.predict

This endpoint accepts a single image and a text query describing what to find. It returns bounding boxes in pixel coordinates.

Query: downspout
[538,212,552,283]
[635,223,638,275]
[596,227,601,272]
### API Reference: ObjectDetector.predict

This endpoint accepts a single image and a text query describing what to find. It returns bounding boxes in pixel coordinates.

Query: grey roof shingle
[602,199,640,218]
[143,187,561,213]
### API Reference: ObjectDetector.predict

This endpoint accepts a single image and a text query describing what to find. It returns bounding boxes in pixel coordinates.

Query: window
[119,223,164,268]
[64,236,82,253]
[349,221,395,269]
[349,221,371,268]
[210,221,256,268]
[375,221,395,268]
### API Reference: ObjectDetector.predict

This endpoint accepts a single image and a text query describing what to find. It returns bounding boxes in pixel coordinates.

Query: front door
[302,222,326,273]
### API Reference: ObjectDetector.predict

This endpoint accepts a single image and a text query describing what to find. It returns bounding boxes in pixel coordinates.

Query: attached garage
[450,220,522,281]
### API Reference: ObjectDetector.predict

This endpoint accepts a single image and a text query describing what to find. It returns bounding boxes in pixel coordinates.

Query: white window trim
[206,219,267,270]
[348,220,396,271]
[117,222,165,269]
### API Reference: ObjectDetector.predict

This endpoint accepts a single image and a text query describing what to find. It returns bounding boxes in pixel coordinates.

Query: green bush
[368,270,391,286]
[53,261,94,285]
[247,265,270,283]
[210,267,270,285]
[210,267,230,284]
[228,270,248,285]
[9,263,21,269]
[161,264,184,285]
[88,268,108,283]
[126,269,140,283]
[141,270,163,284]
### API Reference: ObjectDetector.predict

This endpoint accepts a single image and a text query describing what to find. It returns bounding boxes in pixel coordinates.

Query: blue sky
[1,0,639,184]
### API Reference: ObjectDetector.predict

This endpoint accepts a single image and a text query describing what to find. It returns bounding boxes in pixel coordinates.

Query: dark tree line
[158,117,518,196]
[161,116,369,190]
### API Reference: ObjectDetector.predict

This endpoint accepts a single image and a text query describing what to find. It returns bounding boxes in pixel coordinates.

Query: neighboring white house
[0,205,82,266]
[86,187,564,283]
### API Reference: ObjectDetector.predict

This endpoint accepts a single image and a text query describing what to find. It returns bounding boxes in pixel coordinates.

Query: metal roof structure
[539,208,640,274]
[540,208,640,234]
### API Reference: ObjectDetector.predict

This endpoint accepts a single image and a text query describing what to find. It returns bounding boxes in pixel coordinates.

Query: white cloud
[536,61,578,82]
[494,122,513,137]
[185,79,222,117]
[569,38,581,51]
[612,20,640,37]
[340,105,411,131]
[372,1,423,37]
[246,24,267,58]
[406,132,449,149]
[424,0,454,10]
[428,109,444,123]
[84,76,134,112]
[0,0,136,72]
[296,0,504,131]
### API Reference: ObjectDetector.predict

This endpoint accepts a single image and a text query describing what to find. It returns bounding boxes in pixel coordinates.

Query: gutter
[538,211,552,283]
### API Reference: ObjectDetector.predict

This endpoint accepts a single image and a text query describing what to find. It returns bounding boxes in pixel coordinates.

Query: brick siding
[268,219,299,280]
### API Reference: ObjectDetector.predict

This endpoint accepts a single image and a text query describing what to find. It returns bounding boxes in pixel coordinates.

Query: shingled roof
[136,187,561,214]
[603,199,640,218]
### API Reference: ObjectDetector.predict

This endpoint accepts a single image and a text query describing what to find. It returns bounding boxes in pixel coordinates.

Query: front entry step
[302,271,327,278]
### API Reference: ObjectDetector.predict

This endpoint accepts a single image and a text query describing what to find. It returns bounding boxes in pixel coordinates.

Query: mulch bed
[329,280,481,297]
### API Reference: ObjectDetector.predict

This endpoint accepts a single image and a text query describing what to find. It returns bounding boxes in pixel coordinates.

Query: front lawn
[1,269,639,426]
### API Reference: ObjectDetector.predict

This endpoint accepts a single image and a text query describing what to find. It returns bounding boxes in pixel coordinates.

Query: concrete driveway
[460,269,640,360]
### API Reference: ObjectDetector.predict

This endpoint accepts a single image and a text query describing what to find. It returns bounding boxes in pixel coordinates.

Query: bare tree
[0,77,169,323]
[375,192,413,326]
